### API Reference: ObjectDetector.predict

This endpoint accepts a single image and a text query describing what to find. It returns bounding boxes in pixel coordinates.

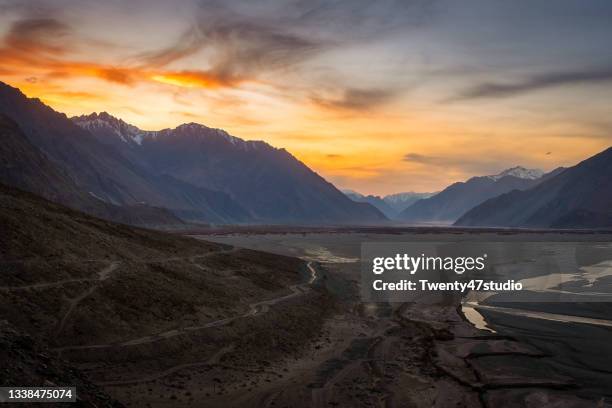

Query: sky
[1,0,612,195]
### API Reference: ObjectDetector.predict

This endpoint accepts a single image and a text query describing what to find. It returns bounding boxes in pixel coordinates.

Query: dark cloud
[452,67,612,101]
[2,0,438,93]
[4,17,70,54]
[0,14,240,88]
[132,0,436,84]
[133,10,324,84]
[311,88,396,111]
[201,20,321,83]
[135,28,206,67]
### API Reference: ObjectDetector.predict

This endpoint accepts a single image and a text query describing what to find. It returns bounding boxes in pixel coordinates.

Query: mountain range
[455,147,612,228]
[0,82,385,226]
[342,190,436,218]
[397,166,563,224]
[1,80,609,230]
[0,113,182,227]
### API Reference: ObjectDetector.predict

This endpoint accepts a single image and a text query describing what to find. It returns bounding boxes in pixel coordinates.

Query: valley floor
[3,199,612,407]
[97,259,606,408]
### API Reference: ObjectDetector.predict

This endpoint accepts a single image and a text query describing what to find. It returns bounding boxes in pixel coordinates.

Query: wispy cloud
[130,3,330,86]
[4,17,69,54]
[0,0,436,95]
[403,152,513,176]
[311,87,396,111]
[134,27,206,68]
[0,15,250,89]
[451,67,612,101]
[403,153,437,163]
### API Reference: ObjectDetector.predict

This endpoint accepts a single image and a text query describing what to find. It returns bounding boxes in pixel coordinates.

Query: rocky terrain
[0,320,123,407]
[201,231,612,407]
[0,183,333,406]
[2,181,610,407]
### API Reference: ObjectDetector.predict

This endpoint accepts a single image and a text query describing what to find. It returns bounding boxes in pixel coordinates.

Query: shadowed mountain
[455,147,612,228]
[0,82,250,225]
[0,82,384,225]
[75,112,387,224]
[0,114,181,227]
[397,167,558,224]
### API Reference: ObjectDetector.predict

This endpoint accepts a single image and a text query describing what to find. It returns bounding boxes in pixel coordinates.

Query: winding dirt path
[56,262,319,352]
[0,249,237,292]
[4,247,240,330]
[55,261,121,336]
[90,262,319,387]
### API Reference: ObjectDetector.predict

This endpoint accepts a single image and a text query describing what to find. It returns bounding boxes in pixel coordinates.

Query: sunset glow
[1,0,611,195]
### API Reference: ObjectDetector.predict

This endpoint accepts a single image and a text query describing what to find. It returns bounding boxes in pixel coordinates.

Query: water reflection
[463,258,612,331]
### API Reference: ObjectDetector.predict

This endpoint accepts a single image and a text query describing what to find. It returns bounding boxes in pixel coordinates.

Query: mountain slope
[455,147,612,228]
[0,114,182,227]
[0,83,252,225]
[75,112,387,224]
[0,321,122,407]
[0,180,312,344]
[0,81,385,225]
[397,167,551,224]
[0,182,331,404]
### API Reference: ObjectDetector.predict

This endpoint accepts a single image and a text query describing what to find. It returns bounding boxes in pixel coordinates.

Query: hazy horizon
[1,0,612,195]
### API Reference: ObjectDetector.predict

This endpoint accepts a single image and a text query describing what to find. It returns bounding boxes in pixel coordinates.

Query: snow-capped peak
[169,122,268,151]
[73,113,270,151]
[73,112,150,146]
[488,166,544,181]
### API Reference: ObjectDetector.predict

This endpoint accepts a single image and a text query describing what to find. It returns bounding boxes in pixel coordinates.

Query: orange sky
[1,1,611,195]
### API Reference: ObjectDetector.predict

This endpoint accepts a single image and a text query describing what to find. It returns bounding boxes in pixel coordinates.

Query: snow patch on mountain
[487,166,544,181]
[73,113,268,151]
[73,112,149,146]
[383,192,436,204]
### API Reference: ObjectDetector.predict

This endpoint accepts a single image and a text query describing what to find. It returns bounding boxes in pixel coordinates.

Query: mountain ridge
[397,166,557,224]
[487,166,544,181]
[455,147,612,228]
[0,81,385,225]
[74,110,386,224]
[0,113,183,227]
